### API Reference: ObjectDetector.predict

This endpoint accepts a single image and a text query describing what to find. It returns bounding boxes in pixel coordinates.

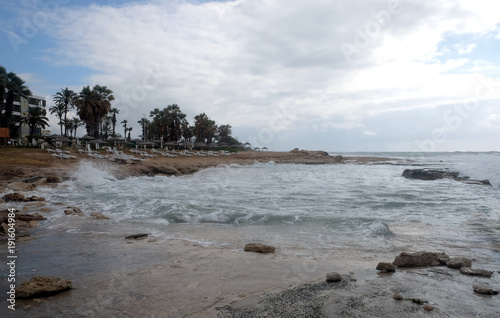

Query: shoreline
[1,148,499,317]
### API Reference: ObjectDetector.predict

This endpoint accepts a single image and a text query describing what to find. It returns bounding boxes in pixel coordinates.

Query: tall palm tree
[126,127,132,141]
[110,107,119,136]
[19,106,49,143]
[121,119,127,139]
[49,101,65,135]
[2,72,32,134]
[138,117,149,141]
[52,88,76,137]
[72,117,83,138]
[75,85,114,138]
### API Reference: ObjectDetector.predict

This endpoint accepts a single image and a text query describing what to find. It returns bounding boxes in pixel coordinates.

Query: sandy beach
[1,148,499,317]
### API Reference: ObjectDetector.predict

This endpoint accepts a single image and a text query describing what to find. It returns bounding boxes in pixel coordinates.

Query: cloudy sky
[1,0,500,151]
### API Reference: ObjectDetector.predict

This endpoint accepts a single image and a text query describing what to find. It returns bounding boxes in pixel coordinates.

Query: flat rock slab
[461,267,493,277]
[16,276,72,299]
[125,233,149,240]
[244,243,275,253]
[473,285,499,295]
[393,251,449,267]
[446,257,472,268]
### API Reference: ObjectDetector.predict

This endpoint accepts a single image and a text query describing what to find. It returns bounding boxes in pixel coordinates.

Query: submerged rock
[460,267,492,277]
[473,285,499,295]
[90,212,111,220]
[125,233,149,240]
[64,206,84,216]
[402,169,491,186]
[393,251,449,267]
[244,243,275,253]
[376,262,396,272]
[326,272,342,282]
[16,276,72,299]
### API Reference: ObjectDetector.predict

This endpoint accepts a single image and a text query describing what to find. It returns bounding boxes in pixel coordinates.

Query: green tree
[194,113,217,144]
[52,88,76,137]
[138,117,150,141]
[71,117,83,138]
[76,85,114,138]
[110,107,119,136]
[218,124,232,143]
[19,106,49,143]
[126,127,132,141]
[0,66,7,113]
[49,102,65,135]
[121,119,128,139]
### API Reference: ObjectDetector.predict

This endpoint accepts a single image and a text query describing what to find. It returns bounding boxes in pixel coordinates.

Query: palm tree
[194,113,217,144]
[138,117,149,141]
[2,72,32,134]
[19,106,49,143]
[127,127,132,141]
[121,119,127,139]
[75,85,114,138]
[49,102,65,135]
[72,117,83,138]
[110,107,119,136]
[52,88,76,137]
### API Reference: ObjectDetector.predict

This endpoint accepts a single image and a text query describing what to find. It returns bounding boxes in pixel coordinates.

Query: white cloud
[28,0,500,150]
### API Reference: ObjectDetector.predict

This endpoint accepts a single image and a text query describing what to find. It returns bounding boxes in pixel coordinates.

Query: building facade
[4,92,47,138]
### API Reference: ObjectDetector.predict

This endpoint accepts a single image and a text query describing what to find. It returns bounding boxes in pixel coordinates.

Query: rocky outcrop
[402,169,491,186]
[244,243,275,253]
[3,192,26,202]
[392,251,449,267]
[16,276,72,299]
[6,182,34,192]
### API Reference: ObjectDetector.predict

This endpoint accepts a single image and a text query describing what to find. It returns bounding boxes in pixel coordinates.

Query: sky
[1,0,500,152]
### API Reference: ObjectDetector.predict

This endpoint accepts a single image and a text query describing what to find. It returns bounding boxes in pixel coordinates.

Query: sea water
[33,152,500,267]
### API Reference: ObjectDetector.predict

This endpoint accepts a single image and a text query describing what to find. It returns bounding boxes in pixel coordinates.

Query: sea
[32,151,500,270]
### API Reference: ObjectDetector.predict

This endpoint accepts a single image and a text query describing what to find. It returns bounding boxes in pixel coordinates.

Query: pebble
[423,304,434,311]
[393,293,403,300]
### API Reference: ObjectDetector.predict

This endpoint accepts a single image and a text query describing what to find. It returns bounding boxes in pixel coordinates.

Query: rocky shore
[1,148,499,317]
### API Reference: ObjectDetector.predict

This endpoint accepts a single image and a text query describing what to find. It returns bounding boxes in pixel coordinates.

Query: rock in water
[376,262,396,272]
[423,304,434,311]
[473,285,499,295]
[244,243,275,253]
[125,233,149,240]
[16,276,72,298]
[90,212,111,220]
[460,267,492,277]
[393,251,449,267]
[446,257,472,268]
[393,293,403,300]
[326,272,342,282]
[2,192,26,202]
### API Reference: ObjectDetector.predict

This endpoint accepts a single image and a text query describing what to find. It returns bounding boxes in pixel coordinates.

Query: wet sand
[1,148,499,317]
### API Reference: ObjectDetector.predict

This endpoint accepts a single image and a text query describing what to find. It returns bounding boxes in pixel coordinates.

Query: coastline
[1,148,499,317]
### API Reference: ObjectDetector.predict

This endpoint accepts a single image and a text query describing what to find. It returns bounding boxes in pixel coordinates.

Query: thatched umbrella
[89,139,105,150]
[79,135,95,149]
[262,147,268,151]
[108,136,124,148]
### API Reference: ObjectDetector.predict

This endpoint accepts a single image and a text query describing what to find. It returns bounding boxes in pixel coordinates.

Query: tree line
[1,65,238,146]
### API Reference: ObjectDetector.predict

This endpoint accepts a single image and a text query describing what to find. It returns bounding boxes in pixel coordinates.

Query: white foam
[70,160,117,187]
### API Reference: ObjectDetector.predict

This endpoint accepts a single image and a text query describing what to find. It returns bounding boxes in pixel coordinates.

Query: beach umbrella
[108,136,124,148]
[262,147,268,151]
[89,139,105,150]
[79,135,95,148]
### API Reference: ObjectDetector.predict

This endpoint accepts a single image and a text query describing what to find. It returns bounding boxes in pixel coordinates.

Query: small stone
[376,262,396,272]
[64,207,84,216]
[27,196,46,202]
[393,293,403,300]
[423,304,434,311]
[460,267,492,277]
[446,257,472,268]
[24,202,46,207]
[473,284,499,295]
[39,208,51,213]
[244,243,275,253]
[46,175,62,183]
[326,272,342,282]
